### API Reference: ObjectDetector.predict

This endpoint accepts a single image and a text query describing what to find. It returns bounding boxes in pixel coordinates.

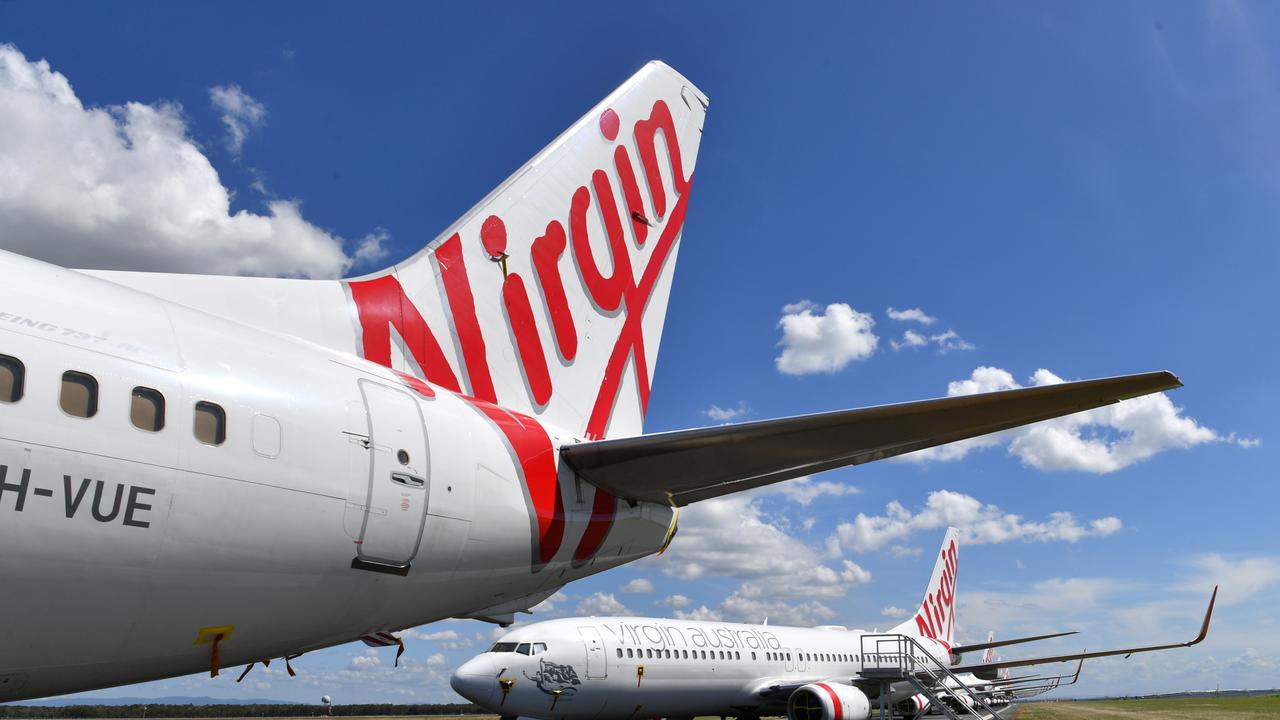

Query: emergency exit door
[354,381,430,572]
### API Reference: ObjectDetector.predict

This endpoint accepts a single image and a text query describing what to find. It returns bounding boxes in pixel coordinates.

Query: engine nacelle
[787,683,871,720]
[894,693,930,717]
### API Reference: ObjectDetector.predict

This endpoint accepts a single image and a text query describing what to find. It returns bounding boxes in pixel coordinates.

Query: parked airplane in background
[0,60,1184,702]
[451,529,1215,720]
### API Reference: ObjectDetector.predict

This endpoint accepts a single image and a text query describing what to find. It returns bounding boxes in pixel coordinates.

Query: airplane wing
[952,588,1215,679]
[560,371,1180,505]
[950,631,1078,656]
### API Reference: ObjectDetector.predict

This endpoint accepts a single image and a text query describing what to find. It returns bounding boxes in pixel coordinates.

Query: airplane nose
[450,655,499,707]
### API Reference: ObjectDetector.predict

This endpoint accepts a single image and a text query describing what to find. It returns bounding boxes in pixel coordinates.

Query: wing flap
[561,371,1181,506]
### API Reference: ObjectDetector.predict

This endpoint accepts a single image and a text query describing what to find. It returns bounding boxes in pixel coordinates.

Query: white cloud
[650,490,874,627]
[673,605,723,621]
[352,227,392,266]
[575,592,633,617]
[718,594,837,626]
[776,301,878,375]
[531,590,568,615]
[881,606,911,619]
[619,578,654,594]
[834,489,1123,553]
[659,594,691,609]
[890,329,929,351]
[0,43,377,278]
[890,328,974,353]
[705,401,749,422]
[1181,554,1280,605]
[898,366,1246,472]
[889,546,923,558]
[840,560,872,584]
[887,307,938,325]
[658,494,861,596]
[768,476,860,506]
[349,650,381,670]
[208,84,266,156]
[929,329,975,353]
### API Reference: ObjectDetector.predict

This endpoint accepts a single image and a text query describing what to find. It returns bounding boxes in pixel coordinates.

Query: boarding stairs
[857,634,1003,720]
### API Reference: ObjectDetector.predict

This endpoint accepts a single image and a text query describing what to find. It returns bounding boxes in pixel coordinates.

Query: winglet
[1187,586,1217,647]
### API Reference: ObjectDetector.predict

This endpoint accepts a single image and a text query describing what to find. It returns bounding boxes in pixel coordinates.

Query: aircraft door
[353,380,430,571]
[577,626,607,679]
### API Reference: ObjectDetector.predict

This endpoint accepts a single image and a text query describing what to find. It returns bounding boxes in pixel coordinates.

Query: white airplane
[451,529,1216,720]
[0,61,1185,702]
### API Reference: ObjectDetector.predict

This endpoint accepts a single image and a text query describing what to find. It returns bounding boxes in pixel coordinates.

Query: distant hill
[7,696,292,707]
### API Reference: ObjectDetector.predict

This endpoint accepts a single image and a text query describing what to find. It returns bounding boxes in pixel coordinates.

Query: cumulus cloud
[881,606,911,619]
[575,592,633,617]
[768,476,860,506]
[887,307,938,325]
[890,328,974,353]
[834,489,1123,553]
[705,401,749,422]
[890,329,929,351]
[776,301,878,375]
[659,594,691,609]
[0,43,381,278]
[619,578,654,594]
[929,329,975,353]
[649,491,872,627]
[209,84,266,155]
[898,366,1246,472]
[1181,554,1280,605]
[531,590,568,615]
[673,605,723,622]
[349,649,381,670]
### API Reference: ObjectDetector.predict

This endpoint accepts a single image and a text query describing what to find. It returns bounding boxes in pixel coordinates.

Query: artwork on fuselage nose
[523,657,582,698]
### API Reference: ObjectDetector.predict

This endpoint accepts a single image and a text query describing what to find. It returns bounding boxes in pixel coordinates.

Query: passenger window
[616,648,623,658]
[683,650,689,659]
[0,355,24,403]
[664,649,671,659]
[193,401,226,445]
[60,371,98,418]
[130,387,165,432]
[626,648,633,658]
[646,649,653,659]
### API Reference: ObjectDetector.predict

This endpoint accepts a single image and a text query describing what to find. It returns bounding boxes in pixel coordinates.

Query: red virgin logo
[344,98,692,569]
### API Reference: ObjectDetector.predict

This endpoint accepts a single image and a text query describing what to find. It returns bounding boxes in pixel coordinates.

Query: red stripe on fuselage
[459,396,565,568]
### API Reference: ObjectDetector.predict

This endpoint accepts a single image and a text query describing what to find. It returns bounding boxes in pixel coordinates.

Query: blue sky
[1,0,1276,702]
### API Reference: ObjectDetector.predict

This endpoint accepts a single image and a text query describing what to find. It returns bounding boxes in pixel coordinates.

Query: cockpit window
[489,642,517,653]
[516,643,532,655]
[533,642,547,655]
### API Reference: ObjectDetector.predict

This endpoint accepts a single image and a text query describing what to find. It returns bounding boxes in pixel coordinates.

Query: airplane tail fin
[89,61,707,442]
[891,527,959,646]
[982,632,995,664]
[343,61,707,439]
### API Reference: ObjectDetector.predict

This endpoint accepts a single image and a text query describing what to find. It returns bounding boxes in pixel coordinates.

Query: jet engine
[787,683,871,720]
[894,693,930,717]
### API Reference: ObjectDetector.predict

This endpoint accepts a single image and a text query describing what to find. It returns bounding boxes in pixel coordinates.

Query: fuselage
[0,250,674,701]
[451,616,954,719]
